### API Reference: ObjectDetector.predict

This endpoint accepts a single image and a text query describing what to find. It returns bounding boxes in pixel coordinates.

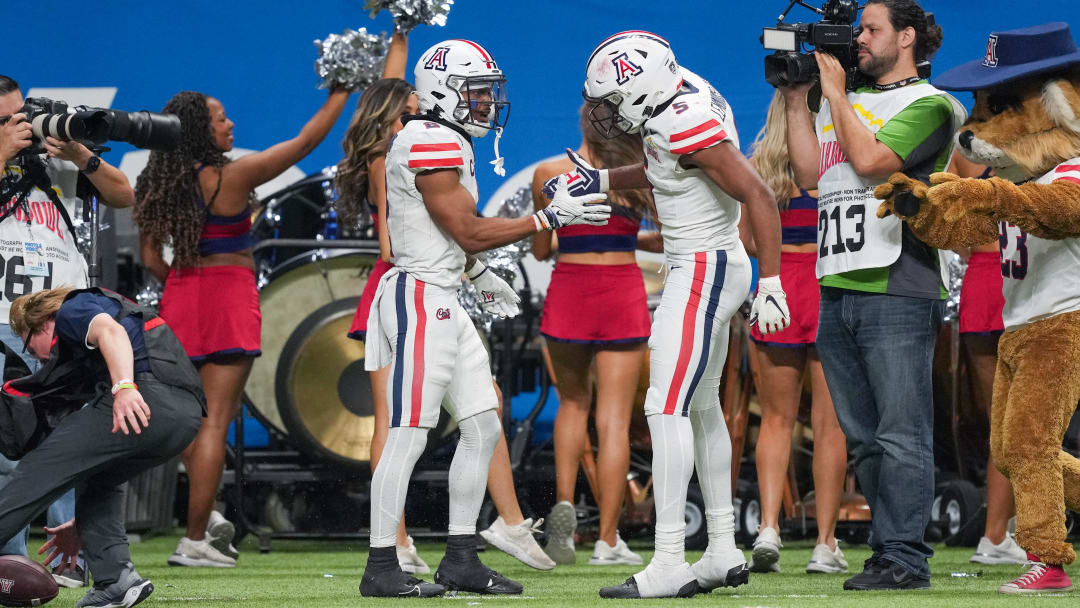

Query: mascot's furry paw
[928,173,998,222]
[874,172,927,218]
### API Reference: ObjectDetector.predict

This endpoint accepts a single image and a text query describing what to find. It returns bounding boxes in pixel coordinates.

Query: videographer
[779,0,963,591]
[0,74,134,587]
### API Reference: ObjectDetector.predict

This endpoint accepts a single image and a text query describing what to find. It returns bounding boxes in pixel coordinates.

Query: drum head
[276,297,375,467]
[246,251,377,467]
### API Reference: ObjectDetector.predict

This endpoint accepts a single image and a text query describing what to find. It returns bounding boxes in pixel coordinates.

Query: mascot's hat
[934,22,1080,91]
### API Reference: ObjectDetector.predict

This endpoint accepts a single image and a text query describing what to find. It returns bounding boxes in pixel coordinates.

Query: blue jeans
[816,287,942,578]
[0,326,82,569]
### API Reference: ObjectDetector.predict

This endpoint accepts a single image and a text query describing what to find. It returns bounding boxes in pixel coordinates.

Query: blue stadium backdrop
[18,0,1076,444]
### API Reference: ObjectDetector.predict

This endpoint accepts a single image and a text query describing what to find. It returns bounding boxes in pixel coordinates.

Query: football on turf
[0,555,58,607]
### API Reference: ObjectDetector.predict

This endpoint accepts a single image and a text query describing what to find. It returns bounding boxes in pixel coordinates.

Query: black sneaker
[359,567,445,598]
[599,576,698,599]
[843,558,930,591]
[435,556,523,594]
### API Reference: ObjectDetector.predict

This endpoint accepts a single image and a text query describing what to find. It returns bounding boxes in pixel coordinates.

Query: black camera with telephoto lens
[761,0,861,87]
[1,97,182,158]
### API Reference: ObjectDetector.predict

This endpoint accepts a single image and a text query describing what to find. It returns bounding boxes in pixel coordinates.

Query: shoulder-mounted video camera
[0,97,181,159]
[761,0,863,89]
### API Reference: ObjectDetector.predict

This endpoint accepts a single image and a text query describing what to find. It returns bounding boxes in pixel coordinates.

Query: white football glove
[750,275,790,335]
[533,174,611,230]
[466,261,521,319]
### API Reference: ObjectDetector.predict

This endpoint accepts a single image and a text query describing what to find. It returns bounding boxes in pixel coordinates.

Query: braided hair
[336,78,415,228]
[134,91,230,268]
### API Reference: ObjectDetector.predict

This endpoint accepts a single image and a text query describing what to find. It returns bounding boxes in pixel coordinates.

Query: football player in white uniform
[546,31,789,598]
[359,39,612,598]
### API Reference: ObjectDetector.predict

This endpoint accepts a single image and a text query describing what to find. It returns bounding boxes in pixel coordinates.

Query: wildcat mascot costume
[877,23,1080,594]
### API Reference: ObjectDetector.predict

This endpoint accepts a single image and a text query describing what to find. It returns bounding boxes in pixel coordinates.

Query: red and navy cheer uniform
[750,190,821,347]
[159,165,262,362]
[540,205,651,345]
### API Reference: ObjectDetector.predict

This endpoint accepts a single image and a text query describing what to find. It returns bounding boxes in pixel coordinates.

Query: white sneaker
[480,516,556,570]
[971,534,1028,565]
[397,536,430,574]
[206,510,239,560]
[543,501,577,565]
[589,533,643,566]
[806,542,848,573]
[167,537,237,568]
[691,547,750,592]
[748,527,781,573]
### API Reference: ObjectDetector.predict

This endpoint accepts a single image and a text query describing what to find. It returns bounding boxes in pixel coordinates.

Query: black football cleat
[359,567,445,598]
[435,557,523,595]
[599,576,698,599]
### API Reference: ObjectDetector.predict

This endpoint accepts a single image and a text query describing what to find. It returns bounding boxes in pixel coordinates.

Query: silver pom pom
[136,283,163,311]
[943,252,967,323]
[314,28,391,91]
[458,187,535,328]
[365,0,454,34]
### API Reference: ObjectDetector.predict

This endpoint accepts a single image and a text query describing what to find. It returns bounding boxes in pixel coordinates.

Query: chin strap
[490,126,506,176]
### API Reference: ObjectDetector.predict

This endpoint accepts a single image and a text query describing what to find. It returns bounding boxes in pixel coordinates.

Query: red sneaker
[998,554,1073,594]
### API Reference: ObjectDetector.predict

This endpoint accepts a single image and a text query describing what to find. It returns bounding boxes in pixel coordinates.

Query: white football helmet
[583,31,682,137]
[414,39,509,139]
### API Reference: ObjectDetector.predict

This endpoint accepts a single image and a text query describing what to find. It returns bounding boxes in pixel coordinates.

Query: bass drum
[246,250,377,468]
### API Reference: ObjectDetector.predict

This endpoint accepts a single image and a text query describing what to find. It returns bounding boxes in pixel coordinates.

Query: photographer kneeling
[0,74,135,588]
[0,287,204,607]
[780,0,964,591]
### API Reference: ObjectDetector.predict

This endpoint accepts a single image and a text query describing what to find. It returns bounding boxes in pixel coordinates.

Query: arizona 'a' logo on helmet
[414,39,509,139]
[612,52,643,85]
[583,30,682,136]
[424,47,451,71]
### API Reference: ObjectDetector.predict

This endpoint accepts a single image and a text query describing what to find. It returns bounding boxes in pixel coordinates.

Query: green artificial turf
[37,534,1080,607]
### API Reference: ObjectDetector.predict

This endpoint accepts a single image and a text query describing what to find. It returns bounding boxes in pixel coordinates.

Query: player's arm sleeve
[54,293,109,350]
[405,128,466,175]
[875,95,953,169]
[667,107,736,157]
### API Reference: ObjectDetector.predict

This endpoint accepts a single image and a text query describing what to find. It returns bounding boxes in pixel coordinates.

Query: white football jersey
[385,118,477,289]
[641,68,741,258]
[0,159,88,322]
[999,157,1080,331]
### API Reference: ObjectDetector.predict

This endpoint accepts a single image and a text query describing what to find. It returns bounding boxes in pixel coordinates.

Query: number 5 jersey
[640,68,741,258]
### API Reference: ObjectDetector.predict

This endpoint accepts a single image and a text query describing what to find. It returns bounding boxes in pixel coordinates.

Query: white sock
[690,405,737,555]
[369,426,428,548]
[447,410,502,536]
[647,414,695,567]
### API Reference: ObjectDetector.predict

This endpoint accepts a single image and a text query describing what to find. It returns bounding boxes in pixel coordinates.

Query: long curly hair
[336,78,415,227]
[580,102,654,219]
[750,90,816,210]
[134,91,230,268]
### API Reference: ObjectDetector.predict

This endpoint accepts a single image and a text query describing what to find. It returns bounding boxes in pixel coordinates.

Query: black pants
[0,376,201,586]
